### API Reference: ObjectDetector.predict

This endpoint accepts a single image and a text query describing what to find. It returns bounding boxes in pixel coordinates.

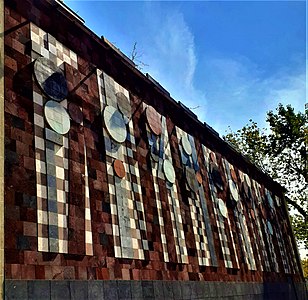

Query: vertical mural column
[222,159,256,270]
[253,181,279,272]
[30,23,93,254]
[264,189,291,274]
[0,0,4,295]
[202,146,239,269]
[237,172,265,272]
[144,105,188,263]
[97,70,148,260]
[175,127,217,266]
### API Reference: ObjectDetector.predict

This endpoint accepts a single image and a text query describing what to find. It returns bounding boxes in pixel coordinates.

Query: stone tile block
[153,281,164,300]
[27,280,50,300]
[88,280,104,300]
[50,281,70,300]
[181,281,191,300]
[118,280,132,299]
[104,280,118,300]
[5,280,28,300]
[172,281,182,300]
[142,281,154,299]
[130,281,143,299]
[70,281,88,300]
[163,281,173,299]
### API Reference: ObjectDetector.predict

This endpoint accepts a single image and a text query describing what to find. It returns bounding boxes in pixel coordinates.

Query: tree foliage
[224,104,307,250]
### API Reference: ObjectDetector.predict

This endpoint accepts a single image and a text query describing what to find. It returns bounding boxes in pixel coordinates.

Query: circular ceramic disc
[267,221,273,235]
[103,105,127,143]
[163,159,176,184]
[113,159,126,178]
[250,209,255,220]
[68,102,83,124]
[266,191,274,209]
[116,92,131,118]
[229,179,239,202]
[44,100,70,134]
[231,169,237,182]
[244,174,251,187]
[218,198,228,218]
[185,166,199,193]
[242,180,252,201]
[146,106,162,136]
[261,205,267,219]
[181,135,192,156]
[210,163,224,191]
[196,172,202,185]
[34,57,68,101]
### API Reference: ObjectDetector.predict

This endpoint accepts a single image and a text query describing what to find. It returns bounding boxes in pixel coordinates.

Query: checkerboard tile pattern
[145,108,188,264]
[264,189,290,274]
[237,173,264,272]
[250,180,271,272]
[30,23,77,68]
[97,70,148,260]
[84,143,93,256]
[222,160,256,271]
[202,146,239,269]
[254,184,279,273]
[176,127,214,267]
[30,23,94,254]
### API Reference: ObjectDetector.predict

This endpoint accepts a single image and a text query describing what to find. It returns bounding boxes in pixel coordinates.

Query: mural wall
[3,1,303,285]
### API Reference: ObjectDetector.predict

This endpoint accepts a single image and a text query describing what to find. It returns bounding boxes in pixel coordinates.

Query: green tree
[224,104,307,250]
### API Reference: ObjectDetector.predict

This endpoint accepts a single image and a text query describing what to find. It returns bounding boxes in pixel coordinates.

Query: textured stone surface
[4,280,308,300]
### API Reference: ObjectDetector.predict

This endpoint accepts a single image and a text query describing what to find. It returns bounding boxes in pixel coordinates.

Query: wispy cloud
[140,6,207,119]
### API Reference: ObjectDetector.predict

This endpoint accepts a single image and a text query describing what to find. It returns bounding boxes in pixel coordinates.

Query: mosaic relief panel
[97,70,148,260]
[202,146,239,269]
[30,23,93,254]
[144,105,188,264]
[252,181,279,272]
[236,172,267,272]
[175,127,217,267]
[222,159,256,271]
[264,189,292,274]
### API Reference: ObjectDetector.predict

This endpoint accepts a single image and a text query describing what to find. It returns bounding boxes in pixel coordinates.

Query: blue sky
[64,0,306,135]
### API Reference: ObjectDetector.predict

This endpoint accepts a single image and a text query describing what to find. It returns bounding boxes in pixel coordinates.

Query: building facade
[2,0,306,299]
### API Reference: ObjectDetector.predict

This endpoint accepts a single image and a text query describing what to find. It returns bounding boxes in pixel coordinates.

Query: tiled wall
[3,0,303,286]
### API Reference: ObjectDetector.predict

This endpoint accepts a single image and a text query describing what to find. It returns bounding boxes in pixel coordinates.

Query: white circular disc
[44,100,70,134]
[181,135,192,156]
[218,198,228,218]
[229,179,239,202]
[103,105,127,143]
[267,221,273,235]
[163,159,176,184]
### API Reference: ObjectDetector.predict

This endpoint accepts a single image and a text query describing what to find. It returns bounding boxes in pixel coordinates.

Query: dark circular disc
[242,180,252,201]
[146,106,162,136]
[210,163,224,191]
[116,92,131,118]
[68,102,83,124]
[34,57,68,101]
[185,166,199,193]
